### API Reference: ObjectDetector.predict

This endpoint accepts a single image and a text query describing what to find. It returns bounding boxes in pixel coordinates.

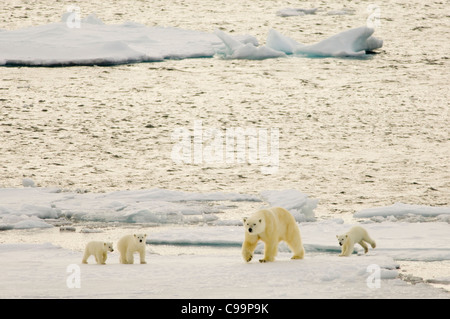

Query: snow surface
[0,14,383,66]
[0,229,448,298]
[0,243,402,298]
[0,186,449,298]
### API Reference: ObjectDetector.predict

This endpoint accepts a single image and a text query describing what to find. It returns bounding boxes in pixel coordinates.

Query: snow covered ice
[355,203,450,221]
[0,187,449,298]
[214,29,286,60]
[267,26,383,57]
[0,242,430,299]
[0,13,383,66]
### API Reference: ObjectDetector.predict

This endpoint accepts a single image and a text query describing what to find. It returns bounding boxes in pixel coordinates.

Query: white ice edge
[0,187,317,228]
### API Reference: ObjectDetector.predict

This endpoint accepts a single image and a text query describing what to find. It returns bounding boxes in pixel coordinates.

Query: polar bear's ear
[243,217,247,223]
[134,234,137,238]
[336,235,338,238]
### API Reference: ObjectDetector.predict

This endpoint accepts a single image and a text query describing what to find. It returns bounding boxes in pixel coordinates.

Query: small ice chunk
[22,178,35,188]
[276,8,318,17]
[214,29,286,60]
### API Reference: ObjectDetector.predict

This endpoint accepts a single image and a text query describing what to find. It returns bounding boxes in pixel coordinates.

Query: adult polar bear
[242,207,305,263]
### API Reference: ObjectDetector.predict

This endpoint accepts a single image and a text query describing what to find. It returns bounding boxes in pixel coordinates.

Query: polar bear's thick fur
[242,207,305,263]
[336,226,376,257]
[117,234,147,264]
[82,241,114,265]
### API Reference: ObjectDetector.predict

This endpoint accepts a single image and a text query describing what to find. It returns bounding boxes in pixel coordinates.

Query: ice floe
[0,14,383,66]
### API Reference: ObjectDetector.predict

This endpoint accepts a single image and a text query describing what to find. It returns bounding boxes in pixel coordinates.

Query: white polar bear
[242,207,305,263]
[336,226,376,257]
[117,234,147,264]
[82,241,114,265]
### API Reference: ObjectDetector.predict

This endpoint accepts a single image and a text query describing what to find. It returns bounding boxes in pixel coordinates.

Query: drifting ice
[0,14,383,66]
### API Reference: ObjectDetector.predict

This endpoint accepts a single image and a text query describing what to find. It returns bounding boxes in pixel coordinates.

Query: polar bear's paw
[259,257,274,263]
[242,250,253,263]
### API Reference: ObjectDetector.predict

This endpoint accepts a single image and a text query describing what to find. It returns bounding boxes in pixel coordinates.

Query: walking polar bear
[242,207,304,263]
[336,226,376,257]
[118,234,147,264]
[82,241,114,265]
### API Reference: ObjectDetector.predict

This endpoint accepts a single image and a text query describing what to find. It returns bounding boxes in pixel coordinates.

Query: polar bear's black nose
[248,228,253,233]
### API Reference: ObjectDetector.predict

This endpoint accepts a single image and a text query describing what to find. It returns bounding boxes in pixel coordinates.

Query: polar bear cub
[336,226,376,257]
[82,241,114,265]
[117,234,147,264]
[242,207,305,263]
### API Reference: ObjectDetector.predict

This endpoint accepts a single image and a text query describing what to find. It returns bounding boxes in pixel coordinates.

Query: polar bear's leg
[339,243,348,256]
[102,252,107,264]
[119,250,130,264]
[242,236,258,262]
[361,229,376,249]
[82,251,90,264]
[126,250,134,264]
[359,241,369,254]
[341,241,353,257]
[361,238,376,253]
[94,252,105,264]
[260,241,277,263]
[366,237,376,249]
[287,241,304,259]
[290,246,304,259]
[339,242,348,256]
[287,234,305,260]
[139,249,146,264]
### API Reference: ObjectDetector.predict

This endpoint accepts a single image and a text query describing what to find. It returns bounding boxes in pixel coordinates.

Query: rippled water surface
[0,0,448,220]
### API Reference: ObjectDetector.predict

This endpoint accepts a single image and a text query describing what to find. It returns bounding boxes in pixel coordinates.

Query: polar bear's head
[336,234,348,246]
[243,215,266,235]
[134,233,147,244]
[104,242,114,252]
